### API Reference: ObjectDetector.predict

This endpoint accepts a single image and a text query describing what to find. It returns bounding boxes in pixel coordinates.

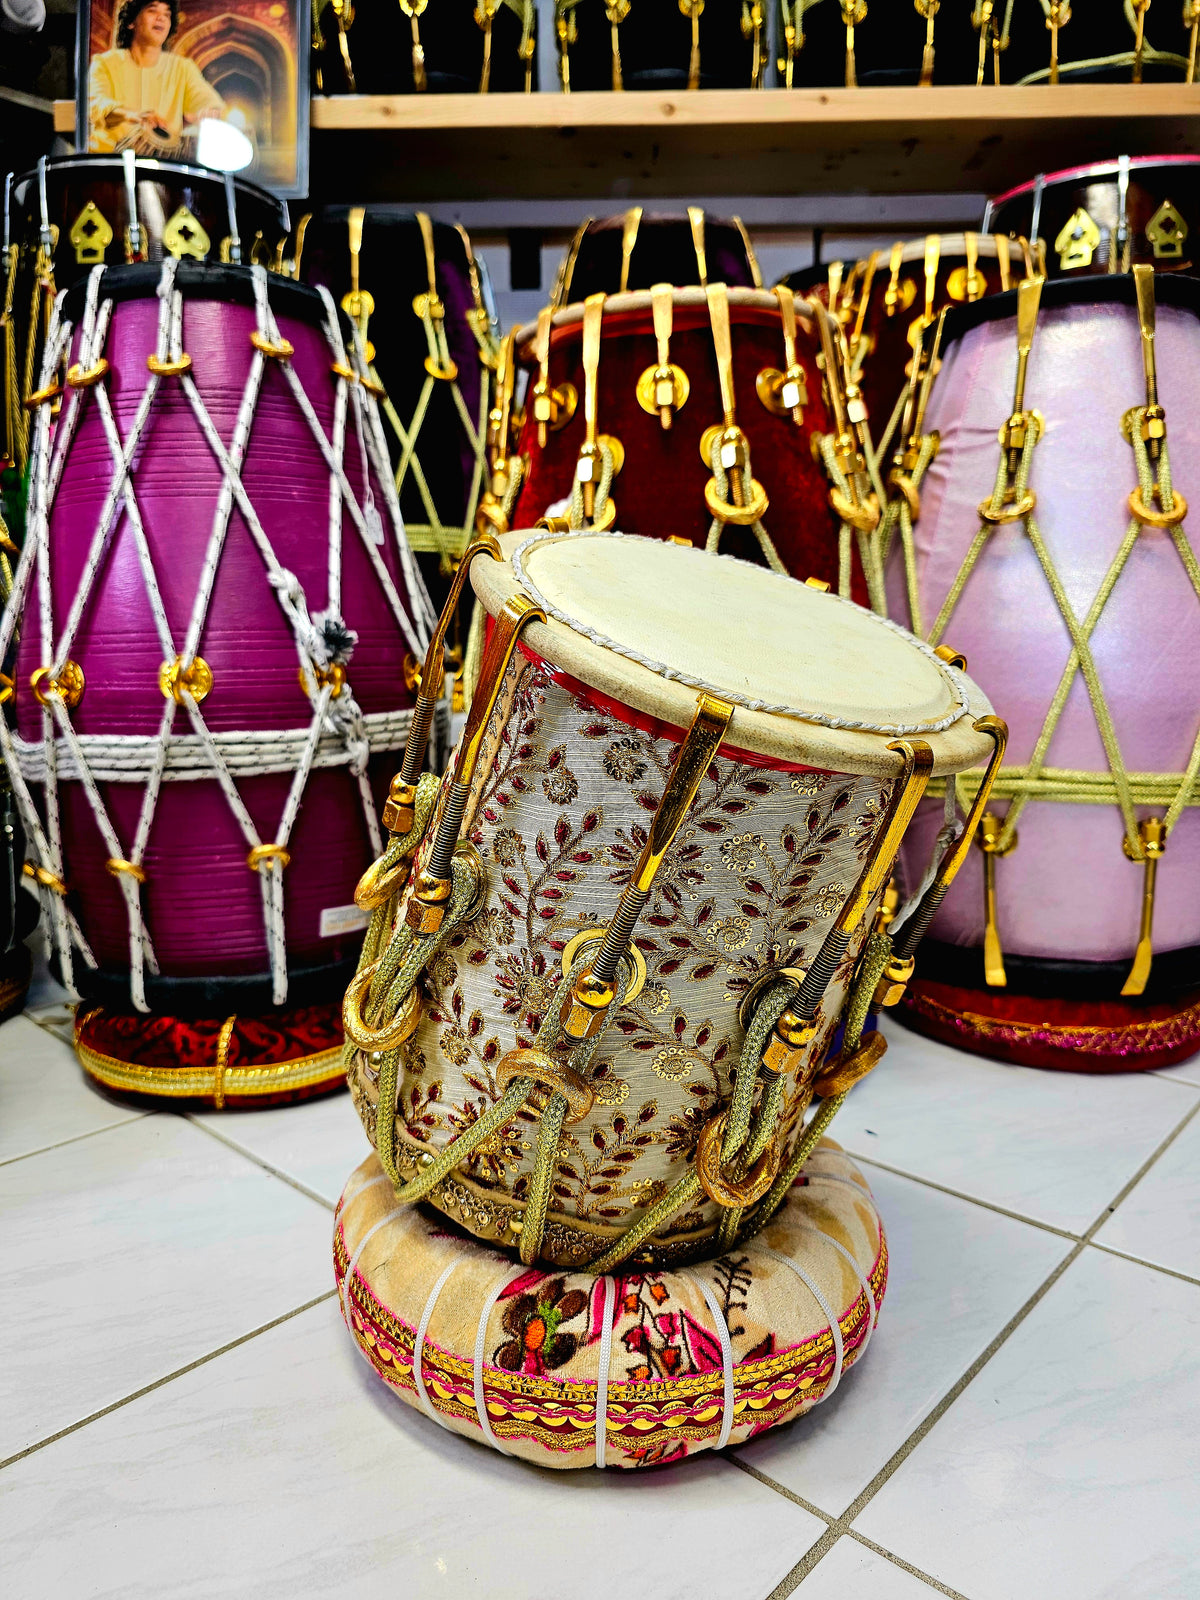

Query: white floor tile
[736,1163,1069,1514]
[0,1116,331,1461]
[25,1001,76,1044]
[23,944,69,1011]
[191,1086,371,1207]
[0,1298,826,1600]
[0,1014,144,1164]
[856,1247,1200,1600]
[1155,1049,1200,1088]
[835,1018,1199,1233]
[797,1539,944,1597]
[1093,1107,1200,1279]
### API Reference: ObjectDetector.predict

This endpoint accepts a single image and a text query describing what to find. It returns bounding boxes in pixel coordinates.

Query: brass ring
[589,499,617,532]
[159,655,213,705]
[30,661,85,708]
[354,853,413,911]
[811,1030,888,1099]
[704,476,770,527]
[246,843,291,872]
[423,356,459,382]
[106,857,147,884]
[147,353,192,377]
[342,962,423,1053]
[24,382,62,408]
[560,927,647,1002]
[1129,486,1188,528]
[24,861,68,895]
[66,359,110,389]
[736,965,807,1031]
[496,1046,594,1124]
[696,1110,780,1208]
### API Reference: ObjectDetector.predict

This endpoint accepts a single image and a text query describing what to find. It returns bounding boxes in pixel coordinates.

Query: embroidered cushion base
[335,1141,886,1470]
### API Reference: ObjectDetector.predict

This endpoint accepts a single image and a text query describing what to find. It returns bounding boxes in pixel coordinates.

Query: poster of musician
[76,0,309,198]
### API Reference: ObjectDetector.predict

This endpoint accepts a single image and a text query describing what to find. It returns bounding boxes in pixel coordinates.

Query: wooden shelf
[53,84,1200,200]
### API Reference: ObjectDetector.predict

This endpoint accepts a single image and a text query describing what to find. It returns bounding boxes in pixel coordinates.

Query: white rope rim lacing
[759,1244,845,1405]
[414,1260,460,1431]
[335,1170,390,1223]
[509,529,974,736]
[791,1219,881,1355]
[594,1274,617,1469]
[340,1205,406,1329]
[687,1271,736,1451]
[473,1267,524,1456]
[2,260,432,1011]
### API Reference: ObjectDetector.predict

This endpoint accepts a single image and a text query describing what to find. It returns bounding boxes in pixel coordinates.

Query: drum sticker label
[320,904,371,938]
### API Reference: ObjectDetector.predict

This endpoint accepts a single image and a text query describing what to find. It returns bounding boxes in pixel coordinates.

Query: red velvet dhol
[511,296,868,603]
[898,978,1200,1074]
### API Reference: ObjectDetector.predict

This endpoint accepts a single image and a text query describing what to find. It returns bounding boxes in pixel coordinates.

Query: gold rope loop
[106,857,147,884]
[495,1046,594,1124]
[147,353,193,377]
[829,485,881,532]
[246,843,291,872]
[978,488,1036,524]
[696,1108,780,1208]
[1129,484,1188,528]
[811,1030,888,1098]
[159,655,213,704]
[705,475,770,526]
[342,962,423,1052]
[24,382,62,409]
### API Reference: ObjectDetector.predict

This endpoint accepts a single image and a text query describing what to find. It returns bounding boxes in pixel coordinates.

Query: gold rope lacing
[891,267,1200,995]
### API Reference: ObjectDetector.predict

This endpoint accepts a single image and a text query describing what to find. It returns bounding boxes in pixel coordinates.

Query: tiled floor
[4,975,1200,1600]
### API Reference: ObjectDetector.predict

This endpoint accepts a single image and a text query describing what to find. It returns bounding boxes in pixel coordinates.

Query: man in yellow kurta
[88,0,224,154]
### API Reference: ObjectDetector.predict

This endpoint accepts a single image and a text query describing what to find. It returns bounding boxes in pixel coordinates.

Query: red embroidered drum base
[898,978,1200,1073]
[75,1002,346,1107]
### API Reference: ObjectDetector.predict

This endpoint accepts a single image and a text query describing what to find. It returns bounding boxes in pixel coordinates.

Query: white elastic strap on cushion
[794,1220,880,1352]
[474,1269,522,1456]
[761,1245,844,1403]
[689,1273,735,1451]
[341,1205,404,1327]
[594,1275,617,1469]
[413,1260,459,1429]
[335,1170,390,1222]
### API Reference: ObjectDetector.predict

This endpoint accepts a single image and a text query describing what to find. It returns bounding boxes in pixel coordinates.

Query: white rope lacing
[2,260,431,1009]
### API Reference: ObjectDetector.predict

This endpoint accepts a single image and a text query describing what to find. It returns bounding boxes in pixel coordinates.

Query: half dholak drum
[2,258,434,1105]
[495,286,878,606]
[334,528,1002,1466]
[886,267,1200,1070]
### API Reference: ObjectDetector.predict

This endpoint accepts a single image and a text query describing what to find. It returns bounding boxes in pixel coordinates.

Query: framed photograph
[75,0,310,200]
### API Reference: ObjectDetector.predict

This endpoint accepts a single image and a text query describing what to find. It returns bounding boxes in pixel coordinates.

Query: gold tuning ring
[933,645,968,671]
[1129,485,1188,528]
[978,489,1036,525]
[66,359,110,389]
[159,655,213,705]
[811,1031,888,1099]
[31,662,85,708]
[250,331,295,361]
[146,353,192,378]
[496,1046,594,1124]
[24,861,68,895]
[736,965,807,1031]
[342,963,423,1053]
[705,476,769,527]
[246,843,291,872]
[423,355,459,382]
[105,857,147,884]
[353,853,413,911]
[830,486,880,532]
[696,1109,780,1208]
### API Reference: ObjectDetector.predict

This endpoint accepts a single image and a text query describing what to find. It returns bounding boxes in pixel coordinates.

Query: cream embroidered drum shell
[346,532,996,1267]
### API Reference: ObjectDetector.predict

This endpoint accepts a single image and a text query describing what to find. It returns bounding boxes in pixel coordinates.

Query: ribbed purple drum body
[891,278,1200,972]
[13,264,427,996]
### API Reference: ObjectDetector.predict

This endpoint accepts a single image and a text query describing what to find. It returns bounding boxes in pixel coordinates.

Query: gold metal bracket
[163,207,210,261]
[1121,816,1167,996]
[69,201,113,266]
[977,809,1017,987]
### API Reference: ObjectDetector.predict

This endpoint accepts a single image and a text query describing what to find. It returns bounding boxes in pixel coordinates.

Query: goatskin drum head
[474,531,995,778]
[335,1140,886,1469]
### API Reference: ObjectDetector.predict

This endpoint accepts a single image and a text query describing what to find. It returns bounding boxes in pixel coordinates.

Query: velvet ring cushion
[509,286,872,602]
[335,1141,886,1468]
[886,268,1200,1070]
[8,259,435,1106]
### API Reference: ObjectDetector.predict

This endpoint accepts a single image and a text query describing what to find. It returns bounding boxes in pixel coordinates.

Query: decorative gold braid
[213,1014,237,1110]
[76,1033,344,1102]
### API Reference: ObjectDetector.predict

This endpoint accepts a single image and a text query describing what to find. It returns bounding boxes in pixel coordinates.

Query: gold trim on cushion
[75,1034,344,1102]
[907,989,1200,1058]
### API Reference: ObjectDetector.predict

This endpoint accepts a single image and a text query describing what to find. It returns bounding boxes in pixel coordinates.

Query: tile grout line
[1088,1239,1200,1288]
[845,1150,1082,1242]
[845,1530,974,1599]
[181,1113,338,1212]
[750,1237,1087,1595]
[743,1092,1200,1592]
[0,1112,154,1169]
[0,1290,338,1473]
